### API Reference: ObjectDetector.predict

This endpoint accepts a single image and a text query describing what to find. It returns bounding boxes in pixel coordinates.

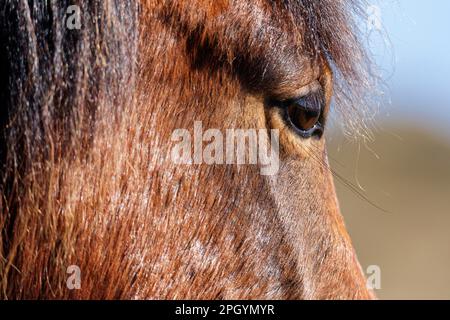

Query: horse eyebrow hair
[281,0,367,76]
[239,0,374,132]
[282,0,377,138]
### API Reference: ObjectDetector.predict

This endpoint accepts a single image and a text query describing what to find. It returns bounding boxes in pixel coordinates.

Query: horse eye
[285,93,324,138]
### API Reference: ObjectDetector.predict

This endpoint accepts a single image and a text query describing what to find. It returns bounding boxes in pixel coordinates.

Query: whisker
[298,142,390,214]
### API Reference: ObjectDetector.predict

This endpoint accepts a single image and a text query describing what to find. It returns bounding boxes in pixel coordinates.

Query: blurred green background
[328,0,450,299]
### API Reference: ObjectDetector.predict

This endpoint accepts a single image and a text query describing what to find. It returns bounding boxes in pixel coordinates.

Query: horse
[0,0,375,299]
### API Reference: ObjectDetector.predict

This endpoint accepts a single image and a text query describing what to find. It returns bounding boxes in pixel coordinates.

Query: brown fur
[0,0,374,299]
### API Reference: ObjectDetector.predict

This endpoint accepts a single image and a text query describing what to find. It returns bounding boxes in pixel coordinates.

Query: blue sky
[367,0,450,131]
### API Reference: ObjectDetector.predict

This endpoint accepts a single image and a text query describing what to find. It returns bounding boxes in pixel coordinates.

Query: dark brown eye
[285,92,324,138]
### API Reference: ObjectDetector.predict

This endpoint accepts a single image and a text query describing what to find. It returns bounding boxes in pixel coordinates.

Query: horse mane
[0,0,372,298]
[0,0,140,298]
